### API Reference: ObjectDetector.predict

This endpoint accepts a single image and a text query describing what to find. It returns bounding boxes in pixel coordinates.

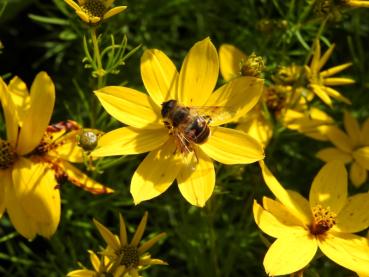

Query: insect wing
[187,106,236,125]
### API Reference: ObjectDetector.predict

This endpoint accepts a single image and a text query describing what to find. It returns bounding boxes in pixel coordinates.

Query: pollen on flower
[0,139,17,169]
[81,0,106,18]
[309,205,336,235]
[118,245,140,268]
[240,53,265,78]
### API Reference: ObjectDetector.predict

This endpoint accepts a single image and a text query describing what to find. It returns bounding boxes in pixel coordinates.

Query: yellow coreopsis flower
[254,161,369,276]
[305,40,354,107]
[92,38,265,207]
[67,250,125,277]
[64,0,127,24]
[282,107,334,141]
[317,111,369,187]
[78,212,167,277]
[0,72,112,240]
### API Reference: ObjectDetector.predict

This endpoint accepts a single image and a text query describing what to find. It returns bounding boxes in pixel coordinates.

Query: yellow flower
[316,111,369,187]
[0,72,112,240]
[305,40,354,107]
[282,107,334,141]
[64,0,127,24]
[254,161,369,276]
[92,38,264,207]
[67,250,125,277]
[343,0,369,8]
[91,212,167,277]
[219,43,264,80]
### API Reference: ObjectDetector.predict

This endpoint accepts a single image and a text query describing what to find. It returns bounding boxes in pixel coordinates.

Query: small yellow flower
[64,0,127,24]
[316,111,369,187]
[254,161,369,276]
[283,107,334,141]
[92,212,167,276]
[219,43,264,80]
[305,40,354,107]
[343,0,369,8]
[0,73,111,240]
[92,38,265,207]
[67,250,125,277]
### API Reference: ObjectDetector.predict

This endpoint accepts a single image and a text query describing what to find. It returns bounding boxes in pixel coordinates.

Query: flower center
[240,53,264,78]
[81,0,106,18]
[118,245,140,268]
[309,205,336,235]
[0,139,17,169]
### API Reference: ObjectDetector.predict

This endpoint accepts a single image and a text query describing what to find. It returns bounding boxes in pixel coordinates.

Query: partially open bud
[240,53,265,78]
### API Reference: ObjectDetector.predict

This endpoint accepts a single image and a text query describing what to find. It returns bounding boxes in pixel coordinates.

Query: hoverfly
[161,99,232,162]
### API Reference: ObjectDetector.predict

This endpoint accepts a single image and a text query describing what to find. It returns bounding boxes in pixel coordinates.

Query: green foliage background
[0,0,369,276]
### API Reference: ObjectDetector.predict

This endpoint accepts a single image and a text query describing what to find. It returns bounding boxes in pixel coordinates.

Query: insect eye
[161,100,177,118]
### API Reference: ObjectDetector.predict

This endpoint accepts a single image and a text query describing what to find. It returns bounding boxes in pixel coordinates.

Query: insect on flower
[161,99,228,160]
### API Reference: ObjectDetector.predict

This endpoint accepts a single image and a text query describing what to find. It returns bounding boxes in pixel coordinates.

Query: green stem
[90,27,104,127]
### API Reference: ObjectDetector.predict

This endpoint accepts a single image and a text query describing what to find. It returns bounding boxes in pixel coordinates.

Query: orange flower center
[81,0,106,19]
[309,205,336,235]
[118,245,140,268]
[0,139,17,169]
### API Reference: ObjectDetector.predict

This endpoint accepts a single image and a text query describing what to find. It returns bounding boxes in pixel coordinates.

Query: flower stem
[90,27,104,127]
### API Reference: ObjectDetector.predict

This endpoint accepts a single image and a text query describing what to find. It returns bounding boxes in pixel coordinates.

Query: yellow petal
[103,6,127,20]
[353,147,369,170]
[0,170,6,217]
[309,161,347,214]
[262,197,306,227]
[131,211,148,246]
[130,140,182,204]
[49,130,84,163]
[206,77,264,126]
[17,72,55,155]
[95,87,162,129]
[336,193,369,233]
[200,127,264,164]
[177,149,215,207]
[325,126,353,153]
[11,158,60,238]
[75,10,91,23]
[347,1,369,8]
[5,174,38,239]
[320,63,352,77]
[178,37,219,106]
[253,200,306,238]
[310,84,332,107]
[141,49,178,105]
[323,77,355,86]
[310,40,321,75]
[138,232,166,255]
[259,161,312,225]
[318,232,369,275]
[350,162,367,187]
[219,44,246,81]
[237,110,273,147]
[58,160,114,194]
[64,0,81,11]
[88,250,100,272]
[7,76,31,126]
[361,117,369,145]
[323,86,351,105]
[93,218,120,251]
[319,43,335,70]
[92,127,168,157]
[0,78,19,146]
[263,233,318,276]
[316,147,352,164]
[119,213,128,245]
[67,269,96,277]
